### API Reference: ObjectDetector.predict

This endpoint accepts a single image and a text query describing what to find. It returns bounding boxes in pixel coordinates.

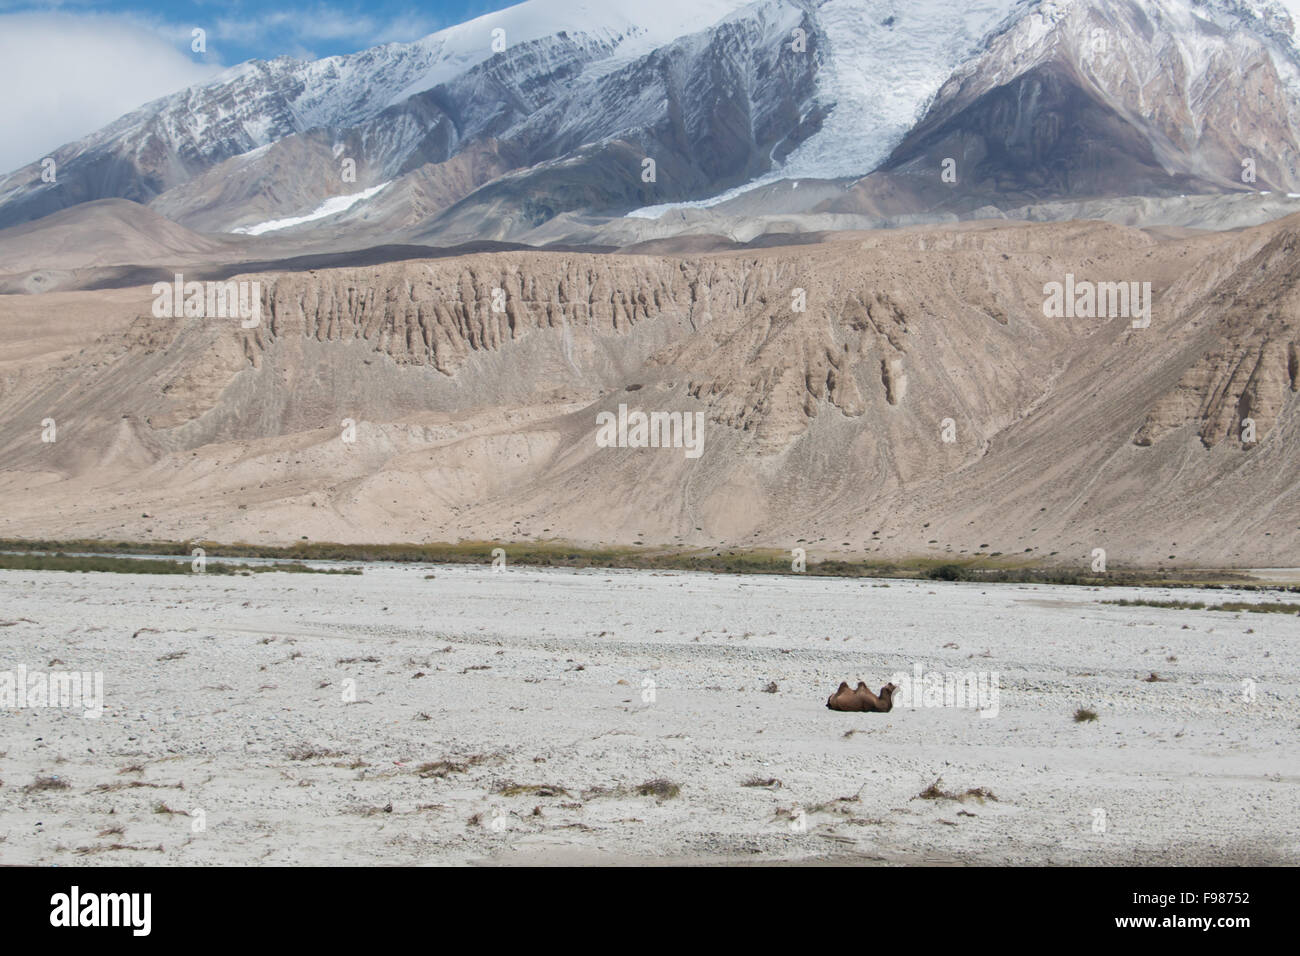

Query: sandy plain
[1,563,1297,865]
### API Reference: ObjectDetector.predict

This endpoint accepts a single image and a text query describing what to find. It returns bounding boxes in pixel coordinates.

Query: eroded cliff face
[1134,226,1300,449]
[253,259,687,375]
[70,237,1077,451]
[0,216,1296,565]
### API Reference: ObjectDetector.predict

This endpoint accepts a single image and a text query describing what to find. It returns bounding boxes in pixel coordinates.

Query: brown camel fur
[826,681,897,712]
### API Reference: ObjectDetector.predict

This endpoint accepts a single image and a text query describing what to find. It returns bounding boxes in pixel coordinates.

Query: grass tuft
[915,777,997,803]
[636,778,681,799]
[285,744,345,761]
[493,781,570,798]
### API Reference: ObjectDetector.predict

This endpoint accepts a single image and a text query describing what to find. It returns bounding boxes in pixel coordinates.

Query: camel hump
[836,681,851,693]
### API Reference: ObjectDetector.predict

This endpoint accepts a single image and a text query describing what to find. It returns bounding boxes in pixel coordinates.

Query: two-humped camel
[826,681,897,712]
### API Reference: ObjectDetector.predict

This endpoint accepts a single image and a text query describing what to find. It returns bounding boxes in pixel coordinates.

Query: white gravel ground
[1,564,1297,865]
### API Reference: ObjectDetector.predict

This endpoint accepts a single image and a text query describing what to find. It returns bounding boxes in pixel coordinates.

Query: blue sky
[0,1,522,62]
[0,1,521,170]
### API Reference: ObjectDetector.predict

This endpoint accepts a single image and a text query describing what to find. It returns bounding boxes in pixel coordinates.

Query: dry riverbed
[1,564,1297,865]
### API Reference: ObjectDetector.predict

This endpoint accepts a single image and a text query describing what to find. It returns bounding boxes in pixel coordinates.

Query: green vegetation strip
[1104,598,1300,613]
[0,538,1288,590]
[0,552,359,575]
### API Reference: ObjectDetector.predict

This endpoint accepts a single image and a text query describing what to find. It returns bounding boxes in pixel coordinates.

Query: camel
[826,681,897,712]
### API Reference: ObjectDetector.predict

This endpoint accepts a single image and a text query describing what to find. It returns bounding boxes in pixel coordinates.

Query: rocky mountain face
[0,0,811,236]
[5,0,1300,247]
[822,0,1300,220]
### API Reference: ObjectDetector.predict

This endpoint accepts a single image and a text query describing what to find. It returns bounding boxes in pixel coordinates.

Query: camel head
[879,682,898,698]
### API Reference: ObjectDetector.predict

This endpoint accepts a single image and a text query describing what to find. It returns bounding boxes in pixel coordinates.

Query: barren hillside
[0,215,1296,566]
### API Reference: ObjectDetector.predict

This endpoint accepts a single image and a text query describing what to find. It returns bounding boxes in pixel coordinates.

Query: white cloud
[0,12,222,174]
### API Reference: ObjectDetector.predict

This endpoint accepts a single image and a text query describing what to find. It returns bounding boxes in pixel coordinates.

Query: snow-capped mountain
[3,0,1300,242]
[0,0,763,228]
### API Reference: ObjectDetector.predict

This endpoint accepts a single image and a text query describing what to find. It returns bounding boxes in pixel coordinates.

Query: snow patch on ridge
[230,182,391,235]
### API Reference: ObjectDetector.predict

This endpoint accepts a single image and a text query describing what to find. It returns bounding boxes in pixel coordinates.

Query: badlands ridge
[0,212,1297,568]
